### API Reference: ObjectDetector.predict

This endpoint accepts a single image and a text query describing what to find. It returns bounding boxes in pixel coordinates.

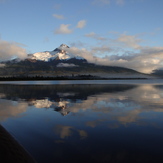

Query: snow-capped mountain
[0,43,148,78]
[28,44,84,62]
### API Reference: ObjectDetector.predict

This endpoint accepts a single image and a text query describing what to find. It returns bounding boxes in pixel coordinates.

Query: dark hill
[0,58,141,78]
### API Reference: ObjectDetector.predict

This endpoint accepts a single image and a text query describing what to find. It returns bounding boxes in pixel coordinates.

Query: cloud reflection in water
[1,84,163,162]
[0,84,163,126]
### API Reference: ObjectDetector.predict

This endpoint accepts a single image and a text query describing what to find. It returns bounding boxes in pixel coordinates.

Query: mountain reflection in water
[0,84,163,163]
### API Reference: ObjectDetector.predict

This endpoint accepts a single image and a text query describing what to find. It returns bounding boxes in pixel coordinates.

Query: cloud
[54,20,86,35]
[96,46,163,73]
[55,125,73,139]
[91,46,112,53]
[117,33,142,49]
[0,40,27,61]
[68,35,163,73]
[1,84,163,128]
[32,99,53,108]
[85,32,107,41]
[78,130,88,139]
[56,63,78,67]
[48,84,163,128]
[54,24,73,34]
[63,47,95,63]
[109,47,163,73]
[70,41,87,48]
[54,125,88,139]
[0,100,28,121]
[53,14,65,19]
[76,20,86,29]
[71,85,163,126]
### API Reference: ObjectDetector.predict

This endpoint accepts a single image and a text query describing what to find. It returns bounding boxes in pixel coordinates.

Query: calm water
[1,81,163,163]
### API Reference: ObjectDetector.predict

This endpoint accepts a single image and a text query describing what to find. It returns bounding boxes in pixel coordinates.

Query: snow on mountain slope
[29,44,84,61]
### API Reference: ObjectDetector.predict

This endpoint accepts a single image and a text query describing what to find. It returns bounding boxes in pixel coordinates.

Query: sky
[0,0,163,73]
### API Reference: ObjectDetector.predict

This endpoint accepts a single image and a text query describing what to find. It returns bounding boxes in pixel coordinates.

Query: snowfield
[29,44,84,61]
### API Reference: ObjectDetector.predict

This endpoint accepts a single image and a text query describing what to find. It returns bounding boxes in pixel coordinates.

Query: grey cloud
[116,33,142,49]
[91,46,112,54]
[71,31,163,73]
[85,32,107,41]
[110,54,134,61]
[140,46,163,55]
[69,41,87,48]
[0,40,27,61]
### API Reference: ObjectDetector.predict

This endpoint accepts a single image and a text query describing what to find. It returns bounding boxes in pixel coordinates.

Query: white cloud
[56,63,78,67]
[85,32,107,41]
[0,40,27,61]
[54,24,73,34]
[53,14,65,19]
[76,20,86,29]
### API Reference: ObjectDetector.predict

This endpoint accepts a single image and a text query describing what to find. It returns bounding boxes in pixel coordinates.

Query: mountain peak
[28,44,85,62]
[59,44,69,49]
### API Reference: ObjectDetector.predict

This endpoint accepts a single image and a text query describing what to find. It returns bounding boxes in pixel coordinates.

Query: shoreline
[0,79,163,85]
[0,76,149,81]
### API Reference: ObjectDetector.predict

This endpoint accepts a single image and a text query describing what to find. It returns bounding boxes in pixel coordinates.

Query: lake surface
[1,80,163,163]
